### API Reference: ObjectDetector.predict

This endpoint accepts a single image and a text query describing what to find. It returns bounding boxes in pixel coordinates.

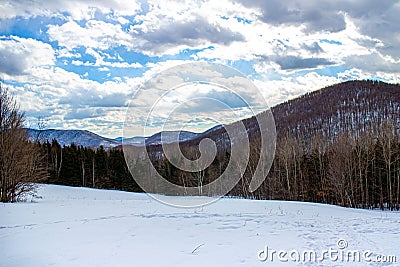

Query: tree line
[39,140,141,193]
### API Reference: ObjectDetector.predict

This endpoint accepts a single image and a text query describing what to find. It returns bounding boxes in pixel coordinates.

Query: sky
[0,0,399,138]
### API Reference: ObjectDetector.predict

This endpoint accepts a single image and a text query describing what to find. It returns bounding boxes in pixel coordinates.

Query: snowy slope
[1,185,399,267]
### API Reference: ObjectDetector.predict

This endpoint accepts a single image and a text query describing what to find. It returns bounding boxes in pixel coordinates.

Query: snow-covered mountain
[27,125,222,148]
[119,136,147,146]
[144,131,200,146]
[27,129,121,148]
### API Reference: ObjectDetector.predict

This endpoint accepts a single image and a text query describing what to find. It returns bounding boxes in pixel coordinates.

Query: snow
[1,185,399,266]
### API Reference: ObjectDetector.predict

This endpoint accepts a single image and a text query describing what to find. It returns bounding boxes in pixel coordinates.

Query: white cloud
[254,72,341,108]
[0,36,55,75]
[56,48,81,59]
[0,0,141,20]
[233,0,400,66]
[129,17,245,56]
[47,19,132,50]
[125,0,252,56]
[123,61,269,136]
[70,48,143,69]
[1,49,142,136]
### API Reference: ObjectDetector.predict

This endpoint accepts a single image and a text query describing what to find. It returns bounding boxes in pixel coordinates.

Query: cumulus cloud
[1,55,139,133]
[45,1,246,57]
[48,20,132,50]
[254,72,341,107]
[301,42,324,54]
[64,107,107,120]
[59,89,129,108]
[70,48,142,68]
[235,0,400,61]
[274,56,335,71]
[0,0,141,20]
[130,15,245,55]
[234,0,347,32]
[349,2,400,59]
[0,36,55,75]
[344,52,400,76]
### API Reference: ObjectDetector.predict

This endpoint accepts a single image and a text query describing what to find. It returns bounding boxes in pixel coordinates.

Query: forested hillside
[273,80,400,141]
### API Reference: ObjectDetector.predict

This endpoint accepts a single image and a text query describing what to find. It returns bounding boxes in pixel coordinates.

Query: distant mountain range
[27,125,222,148]
[27,129,121,148]
[28,80,400,148]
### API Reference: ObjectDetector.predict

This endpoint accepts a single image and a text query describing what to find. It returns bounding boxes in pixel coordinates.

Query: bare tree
[327,133,355,207]
[277,134,301,200]
[189,147,205,195]
[310,134,329,203]
[0,84,47,202]
[352,130,374,208]
[379,120,397,209]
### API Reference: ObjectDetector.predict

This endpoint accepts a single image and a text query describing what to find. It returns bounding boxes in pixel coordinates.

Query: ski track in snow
[0,185,399,267]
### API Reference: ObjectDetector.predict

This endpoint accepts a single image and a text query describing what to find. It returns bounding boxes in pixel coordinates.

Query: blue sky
[0,0,399,138]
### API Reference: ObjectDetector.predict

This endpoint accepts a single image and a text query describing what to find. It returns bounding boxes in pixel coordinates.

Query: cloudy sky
[0,0,399,138]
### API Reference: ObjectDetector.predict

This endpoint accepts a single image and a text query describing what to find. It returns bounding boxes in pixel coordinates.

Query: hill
[199,80,400,145]
[272,80,400,141]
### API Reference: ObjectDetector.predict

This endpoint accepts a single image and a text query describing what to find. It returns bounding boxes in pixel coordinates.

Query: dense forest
[39,140,141,193]
[37,80,400,210]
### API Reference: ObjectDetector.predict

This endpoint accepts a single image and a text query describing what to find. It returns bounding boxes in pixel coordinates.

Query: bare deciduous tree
[379,120,397,210]
[0,84,47,202]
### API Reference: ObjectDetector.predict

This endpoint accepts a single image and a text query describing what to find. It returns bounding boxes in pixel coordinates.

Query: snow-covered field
[1,185,399,266]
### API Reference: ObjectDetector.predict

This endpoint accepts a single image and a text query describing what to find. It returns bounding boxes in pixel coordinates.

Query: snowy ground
[1,185,399,266]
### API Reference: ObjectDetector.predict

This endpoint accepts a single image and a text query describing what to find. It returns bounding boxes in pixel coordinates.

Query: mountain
[144,125,222,146]
[144,131,199,146]
[27,125,223,148]
[271,80,400,141]
[120,136,147,146]
[197,80,400,146]
[27,129,121,148]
